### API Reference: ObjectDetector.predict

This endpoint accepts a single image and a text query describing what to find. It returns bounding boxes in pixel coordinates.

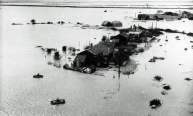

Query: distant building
[181,11,189,18]
[111,21,122,27]
[102,21,122,27]
[73,50,101,68]
[111,33,129,46]
[102,21,112,27]
[73,42,114,68]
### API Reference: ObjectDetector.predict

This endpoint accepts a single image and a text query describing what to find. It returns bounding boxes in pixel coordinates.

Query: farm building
[101,21,113,27]
[111,21,122,27]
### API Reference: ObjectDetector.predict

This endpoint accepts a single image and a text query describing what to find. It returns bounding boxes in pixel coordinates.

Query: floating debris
[154,75,163,82]
[46,48,52,54]
[149,58,156,62]
[76,49,80,51]
[50,98,65,105]
[153,56,165,60]
[104,96,112,99]
[123,71,134,75]
[185,77,192,81]
[36,46,42,48]
[165,39,168,41]
[159,45,162,46]
[33,73,43,78]
[150,98,163,109]
[48,63,52,65]
[12,23,23,25]
[161,91,168,95]
[163,84,171,90]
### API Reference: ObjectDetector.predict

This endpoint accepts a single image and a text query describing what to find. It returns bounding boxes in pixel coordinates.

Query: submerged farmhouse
[73,42,114,68]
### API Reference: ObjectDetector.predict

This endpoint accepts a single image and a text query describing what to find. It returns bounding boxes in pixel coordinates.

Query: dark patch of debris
[150,98,163,109]
[162,84,171,90]
[154,75,163,82]
[161,91,168,95]
[185,77,192,81]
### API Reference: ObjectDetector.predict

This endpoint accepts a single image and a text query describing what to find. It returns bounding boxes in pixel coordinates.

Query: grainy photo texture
[0,0,193,116]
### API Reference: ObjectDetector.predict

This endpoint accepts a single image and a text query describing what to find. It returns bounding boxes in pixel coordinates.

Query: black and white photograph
[0,0,193,115]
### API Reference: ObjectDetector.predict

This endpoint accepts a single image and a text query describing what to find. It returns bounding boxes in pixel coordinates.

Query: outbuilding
[102,21,113,27]
[111,21,122,27]
[73,50,102,68]
[111,33,129,46]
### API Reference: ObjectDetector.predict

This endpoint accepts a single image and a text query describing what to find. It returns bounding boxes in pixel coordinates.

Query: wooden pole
[156,20,157,28]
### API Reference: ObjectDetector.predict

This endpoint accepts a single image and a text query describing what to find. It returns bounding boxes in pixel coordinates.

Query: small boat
[184,48,187,51]
[50,98,65,105]
[33,73,43,78]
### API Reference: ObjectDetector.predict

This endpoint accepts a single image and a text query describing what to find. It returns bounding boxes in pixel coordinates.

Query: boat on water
[50,98,65,105]
[33,73,43,78]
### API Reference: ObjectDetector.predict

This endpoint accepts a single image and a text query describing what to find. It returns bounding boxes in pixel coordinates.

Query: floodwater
[1,6,193,116]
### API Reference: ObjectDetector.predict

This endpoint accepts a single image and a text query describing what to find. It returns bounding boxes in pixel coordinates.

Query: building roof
[86,49,102,55]
[128,31,141,35]
[74,55,87,63]
[102,21,112,27]
[111,21,122,27]
[111,33,129,40]
[91,42,114,56]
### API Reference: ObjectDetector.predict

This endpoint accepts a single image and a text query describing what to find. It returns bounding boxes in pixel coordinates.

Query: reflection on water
[1,6,193,116]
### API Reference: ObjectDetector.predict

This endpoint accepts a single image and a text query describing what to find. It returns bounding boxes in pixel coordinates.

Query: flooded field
[1,5,193,116]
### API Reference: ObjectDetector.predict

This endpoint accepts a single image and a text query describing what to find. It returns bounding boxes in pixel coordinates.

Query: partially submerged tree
[31,19,36,24]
